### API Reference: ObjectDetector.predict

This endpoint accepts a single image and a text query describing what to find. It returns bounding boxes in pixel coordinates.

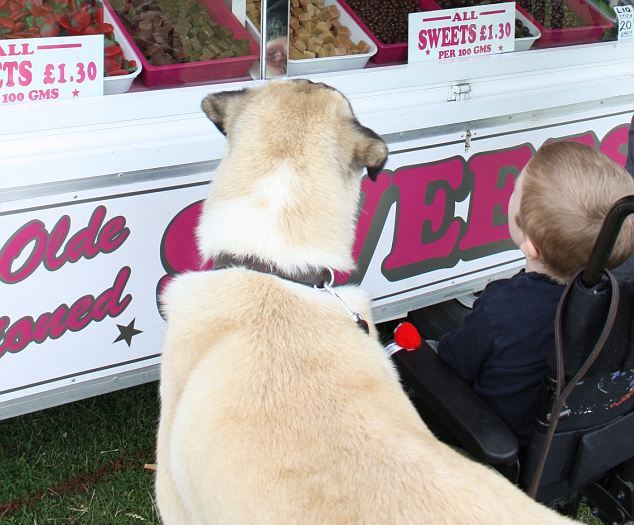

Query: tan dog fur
[155,80,578,525]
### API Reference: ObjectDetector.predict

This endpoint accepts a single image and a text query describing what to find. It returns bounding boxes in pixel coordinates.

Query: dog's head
[198,80,388,273]
[201,80,387,182]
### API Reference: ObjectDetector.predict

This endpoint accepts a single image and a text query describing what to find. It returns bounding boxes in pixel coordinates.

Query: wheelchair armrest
[391,343,519,466]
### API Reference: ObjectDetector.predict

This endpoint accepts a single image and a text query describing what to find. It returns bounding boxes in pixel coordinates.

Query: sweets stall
[0,0,633,418]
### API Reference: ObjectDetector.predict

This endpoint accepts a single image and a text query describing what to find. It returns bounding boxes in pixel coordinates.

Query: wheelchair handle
[582,195,634,287]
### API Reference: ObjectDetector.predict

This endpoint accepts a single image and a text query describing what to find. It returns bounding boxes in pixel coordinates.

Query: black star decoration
[114,319,143,347]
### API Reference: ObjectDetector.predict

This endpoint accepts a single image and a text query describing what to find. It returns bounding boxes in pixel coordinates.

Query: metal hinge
[448,82,471,102]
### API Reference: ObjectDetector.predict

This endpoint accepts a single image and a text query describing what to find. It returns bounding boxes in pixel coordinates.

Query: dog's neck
[212,253,333,287]
[213,252,370,335]
[196,163,359,275]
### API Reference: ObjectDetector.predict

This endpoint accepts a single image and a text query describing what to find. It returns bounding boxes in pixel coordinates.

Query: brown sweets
[246,0,262,30]
[247,0,369,59]
[345,0,420,44]
[114,0,251,65]
[289,0,370,59]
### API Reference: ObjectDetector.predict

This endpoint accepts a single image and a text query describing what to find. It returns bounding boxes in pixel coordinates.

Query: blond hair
[518,141,634,282]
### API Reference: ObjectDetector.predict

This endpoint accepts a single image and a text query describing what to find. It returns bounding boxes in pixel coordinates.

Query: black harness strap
[213,253,332,288]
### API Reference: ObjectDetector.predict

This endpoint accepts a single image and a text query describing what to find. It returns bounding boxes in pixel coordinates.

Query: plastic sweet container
[104,0,258,88]
[289,0,378,76]
[519,0,614,47]
[103,6,143,95]
[245,0,377,76]
[339,0,610,63]
[337,0,429,64]
[587,0,617,23]
[515,8,542,50]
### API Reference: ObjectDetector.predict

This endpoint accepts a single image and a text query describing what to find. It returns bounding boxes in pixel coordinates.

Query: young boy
[433,141,634,446]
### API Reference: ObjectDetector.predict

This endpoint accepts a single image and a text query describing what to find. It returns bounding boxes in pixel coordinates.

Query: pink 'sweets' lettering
[584,127,628,166]
[343,171,395,284]
[0,205,129,285]
[383,157,467,275]
[548,131,598,147]
[0,205,132,358]
[157,202,213,315]
[459,145,532,252]
[157,125,628,298]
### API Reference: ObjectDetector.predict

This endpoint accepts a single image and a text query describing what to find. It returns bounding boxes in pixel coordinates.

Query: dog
[155,80,578,524]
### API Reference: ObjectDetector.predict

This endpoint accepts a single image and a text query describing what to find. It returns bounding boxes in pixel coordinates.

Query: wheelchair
[390,196,634,525]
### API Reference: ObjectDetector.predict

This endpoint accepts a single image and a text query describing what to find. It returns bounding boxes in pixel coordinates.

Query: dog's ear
[352,121,388,181]
[201,89,249,136]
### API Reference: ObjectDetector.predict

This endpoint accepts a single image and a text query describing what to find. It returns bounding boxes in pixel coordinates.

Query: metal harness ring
[315,266,335,290]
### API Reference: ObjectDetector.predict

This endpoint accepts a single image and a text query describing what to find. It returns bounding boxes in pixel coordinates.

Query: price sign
[615,5,634,41]
[0,35,104,106]
[408,2,515,63]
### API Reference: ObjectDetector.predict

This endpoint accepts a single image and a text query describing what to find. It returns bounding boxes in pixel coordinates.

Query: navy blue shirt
[437,271,564,445]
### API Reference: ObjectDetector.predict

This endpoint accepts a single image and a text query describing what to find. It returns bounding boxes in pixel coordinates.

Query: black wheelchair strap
[527,269,621,498]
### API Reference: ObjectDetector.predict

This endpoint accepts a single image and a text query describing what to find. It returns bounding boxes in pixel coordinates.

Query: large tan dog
[155,80,577,525]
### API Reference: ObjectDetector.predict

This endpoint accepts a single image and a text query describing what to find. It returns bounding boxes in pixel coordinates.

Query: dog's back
[156,81,577,525]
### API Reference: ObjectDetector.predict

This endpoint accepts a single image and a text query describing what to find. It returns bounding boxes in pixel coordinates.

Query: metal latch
[463,129,472,153]
[448,82,471,102]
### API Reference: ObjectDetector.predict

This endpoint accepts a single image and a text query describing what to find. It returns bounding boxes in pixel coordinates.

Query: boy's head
[508,141,634,283]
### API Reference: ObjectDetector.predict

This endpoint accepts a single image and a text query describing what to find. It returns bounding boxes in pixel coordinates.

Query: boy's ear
[201,88,249,136]
[521,236,541,261]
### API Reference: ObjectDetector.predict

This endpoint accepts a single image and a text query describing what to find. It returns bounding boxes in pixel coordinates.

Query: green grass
[577,504,606,525]
[0,382,605,524]
[0,382,160,524]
